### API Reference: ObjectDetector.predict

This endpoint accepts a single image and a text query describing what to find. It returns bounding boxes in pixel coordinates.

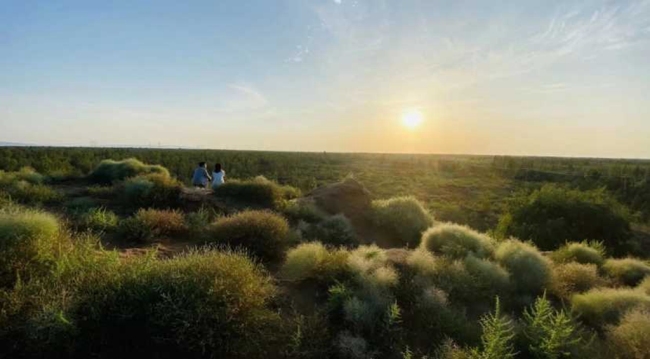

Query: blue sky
[1,0,649,157]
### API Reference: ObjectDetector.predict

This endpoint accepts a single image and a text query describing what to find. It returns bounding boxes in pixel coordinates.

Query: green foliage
[120,173,183,209]
[550,241,606,267]
[470,298,516,359]
[495,185,631,252]
[463,256,511,303]
[207,210,290,263]
[214,176,300,208]
[280,242,350,284]
[550,263,604,299]
[371,196,433,246]
[605,308,650,359]
[118,208,186,241]
[280,199,327,224]
[302,214,358,247]
[74,207,119,233]
[89,158,170,184]
[571,288,650,327]
[602,258,650,287]
[495,240,551,297]
[0,208,62,286]
[522,293,582,358]
[0,168,62,205]
[420,223,495,259]
[64,249,280,358]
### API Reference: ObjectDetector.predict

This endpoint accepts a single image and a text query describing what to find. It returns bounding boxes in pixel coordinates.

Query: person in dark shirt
[191,162,212,188]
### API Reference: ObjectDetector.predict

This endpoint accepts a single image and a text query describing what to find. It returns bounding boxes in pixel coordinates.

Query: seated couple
[192,162,225,189]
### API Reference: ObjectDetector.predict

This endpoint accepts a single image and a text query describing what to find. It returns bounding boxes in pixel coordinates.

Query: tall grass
[214,176,300,208]
[602,258,650,287]
[571,288,650,327]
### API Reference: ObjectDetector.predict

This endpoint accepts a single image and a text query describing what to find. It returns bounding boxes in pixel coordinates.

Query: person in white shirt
[211,163,226,189]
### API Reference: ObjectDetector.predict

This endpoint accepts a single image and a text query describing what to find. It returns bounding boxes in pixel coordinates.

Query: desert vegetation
[1,149,650,358]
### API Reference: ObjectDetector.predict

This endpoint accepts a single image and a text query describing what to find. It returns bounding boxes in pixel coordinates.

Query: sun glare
[401,110,423,129]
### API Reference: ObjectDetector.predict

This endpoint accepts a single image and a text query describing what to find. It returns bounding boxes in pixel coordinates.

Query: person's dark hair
[215,163,222,172]
[199,162,206,167]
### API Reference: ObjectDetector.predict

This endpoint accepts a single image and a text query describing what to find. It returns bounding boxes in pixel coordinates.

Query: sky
[1,0,649,157]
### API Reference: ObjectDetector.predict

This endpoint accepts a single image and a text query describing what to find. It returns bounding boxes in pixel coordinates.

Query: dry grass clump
[0,208,62,286]
[571,288,650,326]
[89,158,170,184]
[207,210,290,263]
[605,308,650,359]
[121,173,183,209]
[74,207,119,233]
[279,242,349,284]
[602,258,650,287]
[551,262,605,299]
[214,176,300,208]
[551,241,606,267]
[118,208,186,241]
[420,223,495,259]
[637,277,650,295]
[370,196,433,246]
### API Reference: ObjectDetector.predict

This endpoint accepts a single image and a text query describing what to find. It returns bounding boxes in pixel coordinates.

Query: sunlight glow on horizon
[401,109,424,130]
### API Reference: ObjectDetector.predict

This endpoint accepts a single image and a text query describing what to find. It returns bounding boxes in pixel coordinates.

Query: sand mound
[305,178,372,219]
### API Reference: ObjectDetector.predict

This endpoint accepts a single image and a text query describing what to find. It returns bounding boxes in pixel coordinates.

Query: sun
[401,109,424,129]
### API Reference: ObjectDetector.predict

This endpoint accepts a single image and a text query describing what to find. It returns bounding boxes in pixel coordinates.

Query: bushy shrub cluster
[280,199,327,224]
[420,223,494,259]
[551,241,606,267]
[214,176,300,208]
[370,196,433,246]
[89,158,170,184]
[74,207,119,233]
[571,288,650,326]
[301,214,358,247]
[602,258,650,286]
[280,242,350,285]
[120,173,183,209]
[0,208,62,287]
[118,208,186,241]
[207,210,290,263]
[495,185,631,252]
[605,308,650,359]
[551,262,604,299]
[494,240,551,298]
[1,247,287,359]
[0,168,62,205]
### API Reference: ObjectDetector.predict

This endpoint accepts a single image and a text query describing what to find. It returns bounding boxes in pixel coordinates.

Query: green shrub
[602,258,650,287]
[280,199,327,224]
[605,308,650,359]
[521,293,583,358]
[64,196,98,212]
[550,241,606,267]
[470,298,516,359]
[495,185,631,252]
[118,208,186,241]
[494,240,551,297]
[551,263,604,299]
[89,158,170,184]
[0,167,44,186]
[121,173,182,209]
[420,223,495,259]
[637,277,650,295]
[185,207,218,239]
[370,196,433,246]
[303,214,357,247]
[280,242,350,284]
[207,210,290,263]
[463,256,511,303]
[571,288,650,327]
[69,249,283,358]
[214,176,300,208]
[0,209,62,286]
[75,207,119,233]
[0,169,62,205]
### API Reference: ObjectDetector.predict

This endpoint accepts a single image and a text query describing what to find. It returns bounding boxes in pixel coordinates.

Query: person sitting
[191,162,212,188]
[211,163,226,189]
